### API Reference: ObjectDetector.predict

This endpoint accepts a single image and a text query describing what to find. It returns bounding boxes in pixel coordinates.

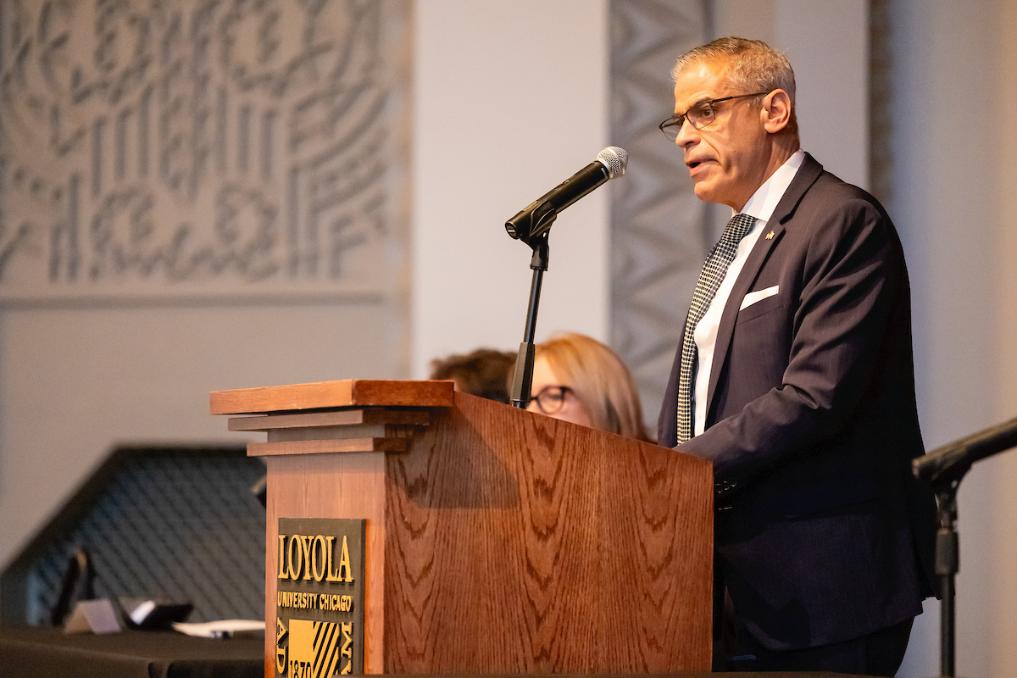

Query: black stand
[509,236,549,409]
[933,481,959,678]
[913,415,1017,678]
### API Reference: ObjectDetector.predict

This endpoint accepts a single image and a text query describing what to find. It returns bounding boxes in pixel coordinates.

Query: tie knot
[721,213,756,245]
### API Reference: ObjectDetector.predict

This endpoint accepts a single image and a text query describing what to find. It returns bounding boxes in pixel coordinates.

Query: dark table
[0,626,878,678]
[0,626,262,678]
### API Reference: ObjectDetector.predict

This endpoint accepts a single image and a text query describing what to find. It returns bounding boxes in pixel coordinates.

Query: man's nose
[674,118,698,150]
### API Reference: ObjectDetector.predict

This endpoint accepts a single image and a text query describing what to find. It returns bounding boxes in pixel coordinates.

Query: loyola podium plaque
[274,518,365,677]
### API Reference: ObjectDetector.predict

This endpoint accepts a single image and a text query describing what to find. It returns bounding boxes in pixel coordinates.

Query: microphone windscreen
[597,146,628,179]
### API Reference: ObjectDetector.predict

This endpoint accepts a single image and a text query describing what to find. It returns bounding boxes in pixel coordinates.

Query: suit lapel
[703,154,825,421]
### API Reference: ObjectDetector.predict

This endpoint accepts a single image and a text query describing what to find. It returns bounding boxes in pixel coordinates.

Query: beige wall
[411,0,609,377]
[715,0,869,187]
[996,9,1017,669]
[885,2,1017,676]
[0,303,403,567]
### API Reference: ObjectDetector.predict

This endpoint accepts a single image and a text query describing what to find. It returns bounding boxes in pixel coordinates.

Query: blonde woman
[526,333,650,442]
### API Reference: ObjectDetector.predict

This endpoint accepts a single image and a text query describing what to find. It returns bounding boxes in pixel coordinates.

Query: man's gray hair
[672,36,796,106]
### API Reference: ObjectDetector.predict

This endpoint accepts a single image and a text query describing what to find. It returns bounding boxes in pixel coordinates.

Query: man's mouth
[686,158,713,174]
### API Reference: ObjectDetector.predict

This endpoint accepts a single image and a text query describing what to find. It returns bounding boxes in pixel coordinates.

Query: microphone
[913,415,1017,487]
[505,146,627,244]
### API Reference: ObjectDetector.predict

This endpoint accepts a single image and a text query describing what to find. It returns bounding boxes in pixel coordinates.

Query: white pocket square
[740,285,779,310]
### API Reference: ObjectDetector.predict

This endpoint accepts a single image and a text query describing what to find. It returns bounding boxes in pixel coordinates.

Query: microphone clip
[506,200,558,248]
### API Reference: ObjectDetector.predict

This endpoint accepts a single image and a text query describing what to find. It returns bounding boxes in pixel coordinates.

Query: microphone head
[596,146,628,179]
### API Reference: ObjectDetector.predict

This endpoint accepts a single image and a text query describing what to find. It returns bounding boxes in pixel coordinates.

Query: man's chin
[692,180,736,207]
[692,181,716,203]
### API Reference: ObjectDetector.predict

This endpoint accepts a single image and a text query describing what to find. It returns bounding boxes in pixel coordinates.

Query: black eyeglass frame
[529,385,574,416]
[658,90,771,138]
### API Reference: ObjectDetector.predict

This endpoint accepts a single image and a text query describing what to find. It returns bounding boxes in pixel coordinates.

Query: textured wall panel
[609,0,711,432]
[868,0,892,205]
[0,0,409,303]
[2,446,265,625]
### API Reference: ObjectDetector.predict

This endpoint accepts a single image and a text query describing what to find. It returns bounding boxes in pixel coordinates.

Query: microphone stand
[913,416,1017,678]
[933,479,959,678]
[509,234,549,409]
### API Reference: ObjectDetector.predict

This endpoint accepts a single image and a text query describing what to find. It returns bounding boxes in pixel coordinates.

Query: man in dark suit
[656,37,936,675]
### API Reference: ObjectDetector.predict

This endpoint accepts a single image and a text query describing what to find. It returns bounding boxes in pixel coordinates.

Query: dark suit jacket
[658,153,936,652]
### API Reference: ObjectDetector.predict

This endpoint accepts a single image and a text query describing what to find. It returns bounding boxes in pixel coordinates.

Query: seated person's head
[527,333,649,441]
[429,348,515,403]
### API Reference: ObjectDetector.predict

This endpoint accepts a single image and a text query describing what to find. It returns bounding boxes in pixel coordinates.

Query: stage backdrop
[0,0,408,304]
[608,0,712,429]
[0,0,410,573]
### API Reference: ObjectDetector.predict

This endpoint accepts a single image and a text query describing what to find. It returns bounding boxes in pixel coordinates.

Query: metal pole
[509,237,549,409]
[935,483,959,678]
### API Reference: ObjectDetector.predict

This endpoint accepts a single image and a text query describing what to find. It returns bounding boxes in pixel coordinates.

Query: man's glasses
[658,91,769,140]
[530,385,574,415]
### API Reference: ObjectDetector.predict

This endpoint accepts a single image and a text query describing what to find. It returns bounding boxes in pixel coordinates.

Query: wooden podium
[210,379,713,676]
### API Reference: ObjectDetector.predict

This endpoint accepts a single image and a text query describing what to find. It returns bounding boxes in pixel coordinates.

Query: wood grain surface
[222,381,713,676]
[249,437,409,456]
[383,391,713,673]
[228,409,431,431]
[210,379,454,415]
[263,452,387,676]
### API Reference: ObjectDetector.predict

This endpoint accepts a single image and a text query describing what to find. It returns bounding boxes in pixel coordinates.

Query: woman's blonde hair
[535,333,650,441]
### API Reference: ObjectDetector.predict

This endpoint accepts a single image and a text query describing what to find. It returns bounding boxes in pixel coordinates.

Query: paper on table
[171,619,265,639]
[64,599,123,635]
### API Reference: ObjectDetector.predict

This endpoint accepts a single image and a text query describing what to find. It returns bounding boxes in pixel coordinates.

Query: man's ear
[761,89,792,133]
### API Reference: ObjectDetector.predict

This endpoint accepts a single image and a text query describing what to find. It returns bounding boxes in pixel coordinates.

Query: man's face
[672,58,770,210]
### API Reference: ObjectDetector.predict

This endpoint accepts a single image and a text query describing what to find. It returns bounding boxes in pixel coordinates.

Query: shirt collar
[737,149,806,223]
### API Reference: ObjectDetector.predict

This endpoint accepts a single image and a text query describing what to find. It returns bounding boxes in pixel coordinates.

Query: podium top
[209,379,455,415]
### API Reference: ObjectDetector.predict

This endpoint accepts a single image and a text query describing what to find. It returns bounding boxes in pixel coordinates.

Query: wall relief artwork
[0,0,409,303]
[609,0,711,428]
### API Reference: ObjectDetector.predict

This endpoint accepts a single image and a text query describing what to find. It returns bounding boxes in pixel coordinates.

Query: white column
[411,0,609,377]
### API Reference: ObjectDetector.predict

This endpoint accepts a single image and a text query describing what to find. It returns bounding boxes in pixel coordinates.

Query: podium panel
[211,380,712,676]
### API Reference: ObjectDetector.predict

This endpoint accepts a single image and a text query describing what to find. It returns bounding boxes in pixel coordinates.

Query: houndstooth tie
[676,212,757,444]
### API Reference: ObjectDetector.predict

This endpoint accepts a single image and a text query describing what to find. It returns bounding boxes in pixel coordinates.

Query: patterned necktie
[676,212,757,444]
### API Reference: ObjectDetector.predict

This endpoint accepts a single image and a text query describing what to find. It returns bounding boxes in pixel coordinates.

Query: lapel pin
[765,230,775,240]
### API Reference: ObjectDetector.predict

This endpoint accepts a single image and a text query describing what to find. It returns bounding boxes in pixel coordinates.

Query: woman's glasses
[530,385,574,415]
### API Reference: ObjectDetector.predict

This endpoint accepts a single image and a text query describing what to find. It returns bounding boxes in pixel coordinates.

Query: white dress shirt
[692,149,805,435]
